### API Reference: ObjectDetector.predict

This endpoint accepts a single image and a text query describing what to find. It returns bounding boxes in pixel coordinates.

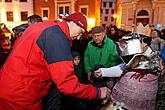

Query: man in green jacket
[84,26,122,83]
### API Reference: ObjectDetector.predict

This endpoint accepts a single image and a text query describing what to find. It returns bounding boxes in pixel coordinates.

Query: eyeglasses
[79,28,85,35]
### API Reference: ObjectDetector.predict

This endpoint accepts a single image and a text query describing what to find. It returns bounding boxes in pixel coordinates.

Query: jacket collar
[91,36,106,48]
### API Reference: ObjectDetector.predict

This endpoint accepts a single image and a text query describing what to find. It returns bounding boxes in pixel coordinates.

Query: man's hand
[94,69,102,78]
[99,87,111,99]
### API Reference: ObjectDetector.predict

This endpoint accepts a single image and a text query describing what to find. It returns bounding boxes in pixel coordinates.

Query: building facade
[117,0,165,31]
[34,0,101,30]
[33,0,55,21]
[75,0,101,30]
[34,0,75,21]
[100,0,116,28]
[0,0,33,30]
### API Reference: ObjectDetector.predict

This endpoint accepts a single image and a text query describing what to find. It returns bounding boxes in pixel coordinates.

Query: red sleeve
[47,61,100,99]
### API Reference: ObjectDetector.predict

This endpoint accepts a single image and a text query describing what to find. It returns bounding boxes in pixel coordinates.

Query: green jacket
[84,36,121,74]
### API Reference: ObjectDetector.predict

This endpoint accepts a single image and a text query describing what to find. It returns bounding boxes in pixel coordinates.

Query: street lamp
[87,18,95,31]
[113,14,117,19]
[113,14,117,26]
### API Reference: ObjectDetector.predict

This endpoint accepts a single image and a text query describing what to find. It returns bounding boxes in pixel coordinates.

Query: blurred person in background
[71,51,88,84]
[150,29,164,54]
[62,51,88,110]
[0,29,7,68]
[27,14,43,26]
[71,30,93,57]
[107,25,121,42]
[12,15,42,47]
[160,29,165,66]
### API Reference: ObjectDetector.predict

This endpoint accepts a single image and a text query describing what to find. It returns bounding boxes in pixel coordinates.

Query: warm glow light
[113,14,117,19]
[116,0,122,28]
[14,7,19,23]
[1,8,6,22]
[87,18,95,31]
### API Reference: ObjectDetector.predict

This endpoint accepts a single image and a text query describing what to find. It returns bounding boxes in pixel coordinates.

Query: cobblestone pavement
[156,75,165,110]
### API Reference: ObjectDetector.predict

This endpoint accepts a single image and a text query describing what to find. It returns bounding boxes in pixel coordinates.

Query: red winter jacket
[0,20,99,110]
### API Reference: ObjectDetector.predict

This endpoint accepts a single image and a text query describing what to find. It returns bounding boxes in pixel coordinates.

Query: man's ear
[102,32,106,37]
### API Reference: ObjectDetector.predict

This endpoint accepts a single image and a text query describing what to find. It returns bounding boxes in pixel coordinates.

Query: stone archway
[136,10,149,26]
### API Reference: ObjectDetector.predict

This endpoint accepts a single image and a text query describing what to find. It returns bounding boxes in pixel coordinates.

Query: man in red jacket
[0,12,110,110]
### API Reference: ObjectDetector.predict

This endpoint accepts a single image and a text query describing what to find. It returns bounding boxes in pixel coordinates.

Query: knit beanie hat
[65,12,87,30]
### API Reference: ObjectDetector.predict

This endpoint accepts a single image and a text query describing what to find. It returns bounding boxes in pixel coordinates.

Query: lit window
[21,11,28,21]
[6,11,13,21]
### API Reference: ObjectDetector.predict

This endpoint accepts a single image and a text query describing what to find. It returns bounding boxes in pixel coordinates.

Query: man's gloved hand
[99,87,111,99]
[118,63,126,71]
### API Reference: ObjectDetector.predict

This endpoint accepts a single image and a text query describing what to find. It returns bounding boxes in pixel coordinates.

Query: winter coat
[72,51,87,84]
[0,20,98,110]
[84,36,121,74]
